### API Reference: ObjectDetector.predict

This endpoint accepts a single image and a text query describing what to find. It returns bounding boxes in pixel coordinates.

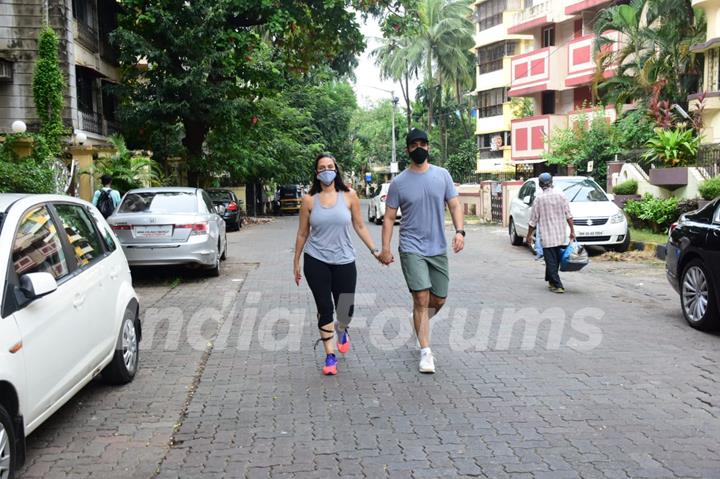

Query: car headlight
[610,211,625,224]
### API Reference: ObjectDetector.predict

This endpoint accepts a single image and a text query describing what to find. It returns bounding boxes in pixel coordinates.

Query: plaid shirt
[529,187,572,248]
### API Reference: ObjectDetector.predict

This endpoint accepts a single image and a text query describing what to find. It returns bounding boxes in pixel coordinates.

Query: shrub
[612,179,638,195]
[643,127,702,167]
[699,176,720,200]
[624,194,680,233]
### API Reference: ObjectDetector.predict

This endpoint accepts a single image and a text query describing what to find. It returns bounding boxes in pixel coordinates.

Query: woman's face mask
[317,170,337,186]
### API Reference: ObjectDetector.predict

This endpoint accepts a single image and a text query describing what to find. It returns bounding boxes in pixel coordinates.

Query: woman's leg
[330,261,357,331]
[303,254,336,355]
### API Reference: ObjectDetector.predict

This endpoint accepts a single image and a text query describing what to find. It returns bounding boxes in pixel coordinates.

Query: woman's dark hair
[309,153,350,195]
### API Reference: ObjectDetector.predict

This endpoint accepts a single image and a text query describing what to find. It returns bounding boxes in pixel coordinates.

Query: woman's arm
[293,195,313,284]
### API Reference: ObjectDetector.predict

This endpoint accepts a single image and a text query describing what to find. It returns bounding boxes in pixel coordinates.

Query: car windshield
[118,192,198,213]
[280,186,301,198]
[556,179,608,202]
[209,191,232,202]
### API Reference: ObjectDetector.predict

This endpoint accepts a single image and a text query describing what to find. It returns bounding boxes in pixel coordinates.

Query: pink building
[506,0,619,172]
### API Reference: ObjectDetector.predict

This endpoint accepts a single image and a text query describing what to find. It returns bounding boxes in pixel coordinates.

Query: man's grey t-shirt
[386,164,458,257]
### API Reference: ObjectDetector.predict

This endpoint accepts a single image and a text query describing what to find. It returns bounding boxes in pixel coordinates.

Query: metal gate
[490,182,503,223]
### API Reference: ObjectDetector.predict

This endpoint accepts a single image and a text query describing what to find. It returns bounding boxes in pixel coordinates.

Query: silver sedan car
[107,187,227,275]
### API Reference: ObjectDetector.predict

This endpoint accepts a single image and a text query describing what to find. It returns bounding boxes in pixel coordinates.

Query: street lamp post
[363,85,400,178]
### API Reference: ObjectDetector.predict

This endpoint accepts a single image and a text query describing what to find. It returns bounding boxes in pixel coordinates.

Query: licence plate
[134,225,172,239]
[578,231,603,236]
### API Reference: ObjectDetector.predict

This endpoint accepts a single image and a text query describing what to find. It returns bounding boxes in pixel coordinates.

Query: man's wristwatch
[455,230,466,237]
[370,247,380,254]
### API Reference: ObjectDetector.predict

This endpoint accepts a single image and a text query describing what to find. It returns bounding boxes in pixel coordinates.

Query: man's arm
[91,190,99,206]
[447,197,464,253]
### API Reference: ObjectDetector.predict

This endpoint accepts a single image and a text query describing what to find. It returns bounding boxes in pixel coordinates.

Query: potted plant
[611,179,640,208]
[643,127,701,189]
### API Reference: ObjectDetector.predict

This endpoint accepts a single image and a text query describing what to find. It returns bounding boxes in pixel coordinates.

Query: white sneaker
[419,350,436,374]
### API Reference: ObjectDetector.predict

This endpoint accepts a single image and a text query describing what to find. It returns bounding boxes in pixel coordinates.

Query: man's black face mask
[409,147,428,164]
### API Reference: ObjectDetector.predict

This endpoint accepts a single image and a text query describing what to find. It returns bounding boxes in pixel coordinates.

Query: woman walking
[294,153,381,375]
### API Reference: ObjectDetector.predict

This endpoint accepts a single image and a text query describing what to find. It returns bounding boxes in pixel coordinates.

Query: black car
[207,189,243,231]
[666,198,720,330]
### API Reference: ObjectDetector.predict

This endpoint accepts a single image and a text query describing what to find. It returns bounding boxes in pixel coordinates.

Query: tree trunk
[457,79,471,139]
[182,118,210,187]
[405,68,412,131]
[426,51,433,133]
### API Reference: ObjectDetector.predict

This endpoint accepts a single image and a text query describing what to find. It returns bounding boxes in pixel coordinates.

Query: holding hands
[376,248,394,266]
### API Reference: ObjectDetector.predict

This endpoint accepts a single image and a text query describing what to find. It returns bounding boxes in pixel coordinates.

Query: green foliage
[699,176,720,200]
[612,179,639,195]
[445,139,477,182]
[510,97,534,119]
[351,100,407,175]
[0,135,56,193]
[643,127,701,167]
[624,193,679,233]
[544,108,621,185]
[32,27,66,157]
[90,136,164,194]
[614,109,656,150]
[593,0,705,109]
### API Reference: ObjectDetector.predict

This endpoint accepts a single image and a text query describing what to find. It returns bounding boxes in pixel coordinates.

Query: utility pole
[362,85,400,178]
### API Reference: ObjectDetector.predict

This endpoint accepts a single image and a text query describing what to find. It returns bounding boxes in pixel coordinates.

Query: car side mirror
[523,195,532,205]
[606,193,615,201]
[19,272,57,300]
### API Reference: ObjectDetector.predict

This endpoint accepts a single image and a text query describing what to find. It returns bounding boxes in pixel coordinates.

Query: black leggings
[304,253,357,329]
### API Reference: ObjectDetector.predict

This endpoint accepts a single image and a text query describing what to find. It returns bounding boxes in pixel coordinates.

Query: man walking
[378,128,465,373]
[526,173,575,293]
[92,174,122,218]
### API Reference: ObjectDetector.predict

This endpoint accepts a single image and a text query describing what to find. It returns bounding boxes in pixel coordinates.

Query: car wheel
[0,404,15,479]
[220,235,227,261]
[509,219,523,246]
[680,259,719,330]
[207,246,221,277]
[102,306,140,385]
[613,231,631,253]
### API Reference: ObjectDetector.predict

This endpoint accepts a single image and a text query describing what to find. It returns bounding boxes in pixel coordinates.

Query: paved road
[18,206,720,478]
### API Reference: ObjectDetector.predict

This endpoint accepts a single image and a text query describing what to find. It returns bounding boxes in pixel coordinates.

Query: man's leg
[544,246,563,289]
[412,290,431,348]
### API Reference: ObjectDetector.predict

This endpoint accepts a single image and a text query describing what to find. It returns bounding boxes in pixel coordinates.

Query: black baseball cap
[406,128,429,147]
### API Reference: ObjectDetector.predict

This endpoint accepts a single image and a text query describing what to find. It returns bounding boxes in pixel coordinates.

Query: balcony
[565,0,611,15]
[508,46,566,96]
[566,31,619,87]
[511,114,567,161]
[508,1,550,34]
[77,110,117,137]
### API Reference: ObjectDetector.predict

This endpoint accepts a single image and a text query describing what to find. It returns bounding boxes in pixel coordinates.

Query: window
[201,192,214,213]
[73,0,98,29]
[475,0,506,31]
[478,88,508,118]
[556,179,608,202]
[477,41,516,74]
[54,204,104,267]
[13,206,69,280]
[542,25,555,47]
[76,68,95,113]
[118,192,198,213]
[707,49,720,93]
[87,207,117,252]
[541,91,555,115]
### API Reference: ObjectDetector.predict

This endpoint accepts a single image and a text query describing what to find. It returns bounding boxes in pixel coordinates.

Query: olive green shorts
[399,252,450,298]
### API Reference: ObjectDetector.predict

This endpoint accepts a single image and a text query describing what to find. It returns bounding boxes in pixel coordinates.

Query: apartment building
[690,0,720,144]
[0,0,120,145]
[505,0,619,174]
[472,0,532,178]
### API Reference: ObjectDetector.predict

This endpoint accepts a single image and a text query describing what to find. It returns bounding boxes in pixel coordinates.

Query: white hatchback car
[509,176,630,251]
[367,183,402,225]
[0,194,140,478]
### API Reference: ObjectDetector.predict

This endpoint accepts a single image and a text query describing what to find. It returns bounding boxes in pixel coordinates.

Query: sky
[351,14,420,109]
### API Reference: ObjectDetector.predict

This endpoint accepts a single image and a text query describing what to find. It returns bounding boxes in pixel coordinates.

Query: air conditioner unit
[0,60,12,82]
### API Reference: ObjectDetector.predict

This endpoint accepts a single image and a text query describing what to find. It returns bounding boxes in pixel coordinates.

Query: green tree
[445,139,477,182]
[372,36,417,130]
[91,136,164,194]
[594,0,705,109]
[113,0,415,185]
[351,100,407,174]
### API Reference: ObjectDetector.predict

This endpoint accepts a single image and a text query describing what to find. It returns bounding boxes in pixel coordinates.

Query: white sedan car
[0,194,141,478]
[509,176,630,251]
[367,183,402,225]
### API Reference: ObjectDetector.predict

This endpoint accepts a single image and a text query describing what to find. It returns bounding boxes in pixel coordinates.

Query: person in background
[92,174,122,218]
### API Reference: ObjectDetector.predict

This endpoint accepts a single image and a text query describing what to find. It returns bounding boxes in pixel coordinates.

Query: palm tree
[593,0,705,110]
[372,36,418,131]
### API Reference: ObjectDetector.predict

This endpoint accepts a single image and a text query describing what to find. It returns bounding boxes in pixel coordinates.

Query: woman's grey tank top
[304,192,356,265]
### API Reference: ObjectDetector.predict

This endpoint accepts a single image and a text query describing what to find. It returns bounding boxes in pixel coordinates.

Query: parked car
[666,198,720,330]
[207,188,243,231]
[277,184,303,215]
[509,176,630,251]
[367,183,402,225]
[0,194,141,478]
[107,187,227,276]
